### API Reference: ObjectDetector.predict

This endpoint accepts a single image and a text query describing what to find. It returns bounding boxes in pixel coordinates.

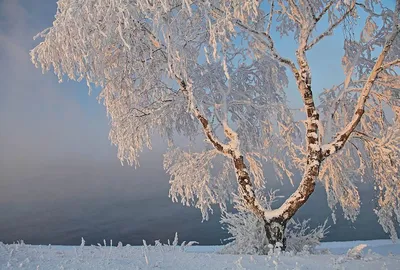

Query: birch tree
[31,0,400,250]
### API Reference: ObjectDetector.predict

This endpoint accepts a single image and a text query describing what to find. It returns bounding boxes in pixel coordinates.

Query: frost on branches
[31,0,400,252]
[220,190,329,254]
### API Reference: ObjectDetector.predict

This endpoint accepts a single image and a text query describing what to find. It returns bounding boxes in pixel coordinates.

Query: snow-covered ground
[1,239,399,269]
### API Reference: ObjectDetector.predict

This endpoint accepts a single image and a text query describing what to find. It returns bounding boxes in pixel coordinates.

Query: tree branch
[353,130,377,141]
[305,1,356,51]
[287,0,305,23]
[276,0,300,23]
[177,80,231,155]
[355,2,382,17]
[207,1,299,75]
[315,0,335,23]
[322,22,400,157]
[303,0,317,21]
[380,59,400,71]
[177,79,269,221]
[275,15,323,221]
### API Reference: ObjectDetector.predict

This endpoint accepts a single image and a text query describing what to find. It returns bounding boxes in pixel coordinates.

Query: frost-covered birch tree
[31,0,399,251]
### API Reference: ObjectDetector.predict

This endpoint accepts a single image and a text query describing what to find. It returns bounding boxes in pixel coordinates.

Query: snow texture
[1,239,400,269]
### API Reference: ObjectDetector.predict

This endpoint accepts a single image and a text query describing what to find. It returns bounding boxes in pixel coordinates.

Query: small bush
[221,207,329,255]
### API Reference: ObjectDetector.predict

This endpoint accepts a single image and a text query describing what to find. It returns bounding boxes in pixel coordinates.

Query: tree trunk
[232,155,289,252]
[180,79,292,253]
[265,218,287,250]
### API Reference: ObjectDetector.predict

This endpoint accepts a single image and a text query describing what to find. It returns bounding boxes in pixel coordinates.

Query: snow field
[1,239,400,269]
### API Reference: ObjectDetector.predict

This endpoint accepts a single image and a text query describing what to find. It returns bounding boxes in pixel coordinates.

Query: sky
[0,0,397,245]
